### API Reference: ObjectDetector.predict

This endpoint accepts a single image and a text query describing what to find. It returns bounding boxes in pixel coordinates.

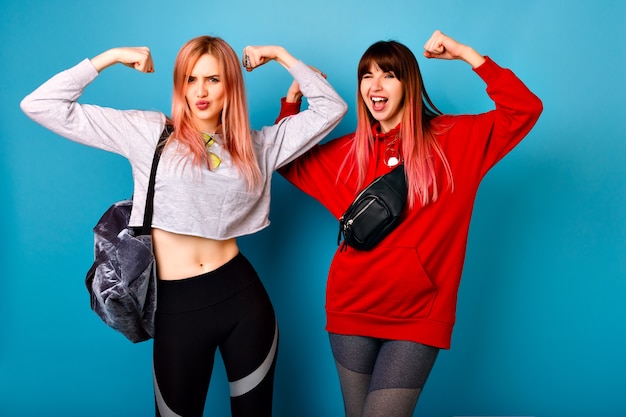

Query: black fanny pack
[338,165,407,251]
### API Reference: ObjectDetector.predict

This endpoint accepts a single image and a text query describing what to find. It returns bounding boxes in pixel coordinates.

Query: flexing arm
[241,45,346,168]
[423,30,486,68]
[242,45,298,71]
[424,30,542,172]
[90,46,155,73]
[20,46,164,156]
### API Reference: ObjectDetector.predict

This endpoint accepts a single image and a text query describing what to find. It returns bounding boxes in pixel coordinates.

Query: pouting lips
[196,101,209,110]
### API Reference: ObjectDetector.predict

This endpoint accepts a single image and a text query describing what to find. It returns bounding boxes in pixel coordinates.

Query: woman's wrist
[273,46,298,70]
[459,45,485,68]
[90,48,119,72]
[285,93,302,103]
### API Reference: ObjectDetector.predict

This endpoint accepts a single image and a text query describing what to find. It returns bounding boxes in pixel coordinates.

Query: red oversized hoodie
[278,57,543,349]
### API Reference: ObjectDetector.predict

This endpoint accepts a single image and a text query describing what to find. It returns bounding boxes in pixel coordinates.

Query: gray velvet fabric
[85,199,156,343]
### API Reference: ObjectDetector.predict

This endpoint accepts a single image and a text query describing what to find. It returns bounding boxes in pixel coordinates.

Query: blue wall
[2,0,625,416]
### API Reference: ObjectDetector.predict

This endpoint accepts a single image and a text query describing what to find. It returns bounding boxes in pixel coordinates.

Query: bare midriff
[152,228,239,280]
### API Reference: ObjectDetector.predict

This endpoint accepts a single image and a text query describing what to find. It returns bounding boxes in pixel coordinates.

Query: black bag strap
[141,125,173,235]
[351,164,406,204]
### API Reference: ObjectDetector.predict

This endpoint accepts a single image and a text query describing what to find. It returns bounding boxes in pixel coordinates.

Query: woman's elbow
[530,94,544,121]
[19,95,35,118]
[334,99,349,123]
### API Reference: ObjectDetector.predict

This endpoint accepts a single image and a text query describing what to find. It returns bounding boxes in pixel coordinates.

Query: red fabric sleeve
[274,97,302,124]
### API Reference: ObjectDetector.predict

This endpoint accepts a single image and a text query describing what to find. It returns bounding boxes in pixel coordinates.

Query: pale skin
[422,29,485,67]
[90,44,300,280]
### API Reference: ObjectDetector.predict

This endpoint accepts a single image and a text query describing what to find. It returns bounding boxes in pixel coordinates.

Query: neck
[195,121,221,135]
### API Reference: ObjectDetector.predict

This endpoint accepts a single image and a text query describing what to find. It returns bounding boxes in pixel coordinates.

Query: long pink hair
[170,36,261,189]
[347,40,453,207]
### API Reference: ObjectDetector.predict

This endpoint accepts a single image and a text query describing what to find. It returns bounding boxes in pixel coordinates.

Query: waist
[152,228,240,280]
[156,252,260,312]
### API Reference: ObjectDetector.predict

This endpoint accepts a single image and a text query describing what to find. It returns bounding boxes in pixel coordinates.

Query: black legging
[329,333,439,417]
[153,253,278,417]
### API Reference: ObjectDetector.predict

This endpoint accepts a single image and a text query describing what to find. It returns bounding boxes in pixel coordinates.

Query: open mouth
[371,96,387,111]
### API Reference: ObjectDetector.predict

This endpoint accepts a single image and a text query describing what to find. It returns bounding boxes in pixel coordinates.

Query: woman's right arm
[20,47,164,157]
[90,47,155,73]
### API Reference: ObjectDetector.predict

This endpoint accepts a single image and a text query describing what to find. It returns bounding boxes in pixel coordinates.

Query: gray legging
[329,333,439,417]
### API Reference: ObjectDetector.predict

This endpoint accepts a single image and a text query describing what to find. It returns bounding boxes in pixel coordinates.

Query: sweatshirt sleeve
[256,61,348,170]
[467,56,543,174]
[278,133,357,218]
[20,58,165,158]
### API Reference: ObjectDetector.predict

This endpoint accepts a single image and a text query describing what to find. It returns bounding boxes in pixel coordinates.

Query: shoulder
[320,132,354,152]
[124,112,168,157]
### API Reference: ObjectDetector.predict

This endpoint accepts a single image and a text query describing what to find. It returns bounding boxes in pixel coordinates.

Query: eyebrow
[190,73,221,78]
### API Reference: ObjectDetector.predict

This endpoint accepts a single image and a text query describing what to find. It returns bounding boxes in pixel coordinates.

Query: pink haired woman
[277,30,542,416]
[21,36,346,417]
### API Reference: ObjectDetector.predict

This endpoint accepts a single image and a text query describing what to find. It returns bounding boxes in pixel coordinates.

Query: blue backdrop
[1,0,624,416]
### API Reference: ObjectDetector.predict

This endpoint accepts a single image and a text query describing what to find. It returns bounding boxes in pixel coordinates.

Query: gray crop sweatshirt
[21,58,347,239]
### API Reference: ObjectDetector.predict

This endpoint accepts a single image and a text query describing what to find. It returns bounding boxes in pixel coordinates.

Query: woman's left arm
[242,45,298,72]
[423,29,485,68]
[244,45,348,168]
[425,30,543,168]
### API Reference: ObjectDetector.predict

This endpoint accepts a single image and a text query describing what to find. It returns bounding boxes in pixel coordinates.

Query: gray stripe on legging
[229,321,278,397]
[153,364,183,417]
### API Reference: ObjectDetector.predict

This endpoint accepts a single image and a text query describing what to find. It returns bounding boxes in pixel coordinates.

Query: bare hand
[91,46,155,73]
[423,30,465,60]
[242,45,279,71]
[116,46,155,73]
[423,30,485,68]
[241,45,297,71]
